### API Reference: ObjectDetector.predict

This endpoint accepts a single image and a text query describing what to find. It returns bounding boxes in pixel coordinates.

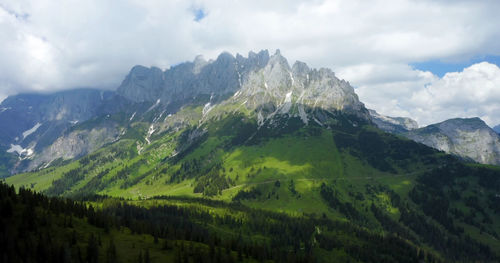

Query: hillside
[404,118,500,165]
[5,50,500,262]
[1,180,452,263]
[7,107,500,261]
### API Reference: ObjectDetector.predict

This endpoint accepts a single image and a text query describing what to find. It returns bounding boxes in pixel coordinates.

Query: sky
[1,0,500,127]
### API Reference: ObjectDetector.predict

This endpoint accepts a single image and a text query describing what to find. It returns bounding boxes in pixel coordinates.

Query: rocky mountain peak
[369,109,419,133]
[193,55,208,74]
[118,65,164,103]
[227,50,369,124]
[405,117,500,165]
[292,61,310,77]
[267,49,290,70]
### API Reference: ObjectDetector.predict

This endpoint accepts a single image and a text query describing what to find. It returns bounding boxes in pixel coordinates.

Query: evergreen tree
[86,233,99,263]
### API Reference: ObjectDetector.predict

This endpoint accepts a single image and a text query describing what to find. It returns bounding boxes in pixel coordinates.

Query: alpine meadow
[2,1,500,263]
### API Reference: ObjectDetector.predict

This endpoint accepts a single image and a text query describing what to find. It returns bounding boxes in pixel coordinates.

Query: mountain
[4,50,500,261]
[369,109,418,133]
[370,110,500,166]
[0,50,368,175]
[404,117,500,165]
[494,124,500,134]
[0,89,122,174]
[0,88,153,175]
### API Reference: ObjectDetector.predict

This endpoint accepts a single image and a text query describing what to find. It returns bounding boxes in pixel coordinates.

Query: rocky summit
[0,50,368,174]
[369,110,500,166]
[368,109,418,134]
[5,50,500,263]
[0,49,498,174]
[404,117,500,165]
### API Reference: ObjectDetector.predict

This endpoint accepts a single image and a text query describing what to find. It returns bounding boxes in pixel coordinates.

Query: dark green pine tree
[86,233,99,263]
[106,239,118,263]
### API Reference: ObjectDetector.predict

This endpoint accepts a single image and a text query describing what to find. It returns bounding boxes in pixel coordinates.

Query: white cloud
[351,62,500,127]
[0,0,500,125]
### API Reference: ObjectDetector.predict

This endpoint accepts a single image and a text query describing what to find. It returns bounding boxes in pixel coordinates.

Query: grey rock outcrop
[405,118,500,165]
[0,89,113,150]
[0,89,120,173]
[0,49,397,174]
[26,123,122,171]
[369,109,418,133]
[226,50,369,124]
[117,50,271,108]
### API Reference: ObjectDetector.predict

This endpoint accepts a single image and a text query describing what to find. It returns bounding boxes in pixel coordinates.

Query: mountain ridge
[0,49,369,174]
[371,111,500,165]
[5,50,500,261]
[404,117,500,165]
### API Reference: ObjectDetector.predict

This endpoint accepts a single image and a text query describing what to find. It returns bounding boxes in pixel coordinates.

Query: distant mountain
[404,118,500,165]
[369,109,418,133]
[370,110,500,165]
[0,89,120,173]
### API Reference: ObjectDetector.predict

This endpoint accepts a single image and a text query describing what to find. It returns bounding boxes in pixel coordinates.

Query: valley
[2,50,500,262]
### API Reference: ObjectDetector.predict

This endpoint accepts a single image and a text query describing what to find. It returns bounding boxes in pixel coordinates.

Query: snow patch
[42,159,54,169]
[257,111,264,127]
[22,123,41,139]
[7,144,34,157]
[237,71,242,87]
[289,71,294,85]
[129,112,136,121]
[146,99,161,112]
[264,82,268,89]
[285,91,293,103]
[146,124,155,144]
[298,105,308,125]
[233,90,241,97]
[0,107,10,113]
[313,117,323,126]
[153,111,165,123]
[69,120,79,125]
[280,91,293,114]
[203,103,214,115]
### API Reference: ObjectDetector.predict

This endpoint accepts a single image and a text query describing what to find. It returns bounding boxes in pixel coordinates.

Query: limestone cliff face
[116,51,270,107]
[117,50,369,124]
[369,110,418,134]
[405,118,500,165]
[230,50,369,124]
[26,123,122,171]
[0,88,137,173]
[0,89,111,149]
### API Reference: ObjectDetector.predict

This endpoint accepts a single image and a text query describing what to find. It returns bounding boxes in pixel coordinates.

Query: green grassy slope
[6,105,500,261]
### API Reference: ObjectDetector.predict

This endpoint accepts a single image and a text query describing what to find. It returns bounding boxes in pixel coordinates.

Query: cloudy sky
[1,0,500,127]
